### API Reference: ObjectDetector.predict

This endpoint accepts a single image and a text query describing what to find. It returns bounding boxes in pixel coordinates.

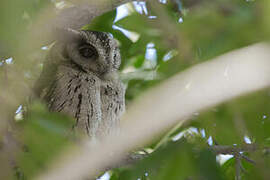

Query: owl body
[34,30,125,139]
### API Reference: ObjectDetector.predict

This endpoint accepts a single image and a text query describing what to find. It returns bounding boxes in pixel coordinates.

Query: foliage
[0,0,270,180]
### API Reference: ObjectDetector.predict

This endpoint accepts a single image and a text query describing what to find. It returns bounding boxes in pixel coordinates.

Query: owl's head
[55,29,121,76]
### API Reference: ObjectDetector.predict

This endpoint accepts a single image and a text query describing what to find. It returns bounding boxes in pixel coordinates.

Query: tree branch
[36,43,270,180]
[53,0,139,31]
[25,0,143,51]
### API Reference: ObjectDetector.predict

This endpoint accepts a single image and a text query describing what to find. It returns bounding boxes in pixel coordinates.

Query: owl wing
[99,78,125,137]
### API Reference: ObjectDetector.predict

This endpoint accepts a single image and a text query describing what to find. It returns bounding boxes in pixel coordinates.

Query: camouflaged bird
[33,29,125,139]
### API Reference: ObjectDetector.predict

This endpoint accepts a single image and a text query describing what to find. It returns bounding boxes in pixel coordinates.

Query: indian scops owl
[33,29,125,139]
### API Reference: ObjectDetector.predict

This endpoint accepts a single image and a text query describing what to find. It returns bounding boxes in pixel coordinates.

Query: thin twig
[240,154,255,164]
[211,144,257,155]
[235,152,241,180]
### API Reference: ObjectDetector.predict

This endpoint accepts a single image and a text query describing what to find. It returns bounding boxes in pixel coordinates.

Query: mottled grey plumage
[34,29,125,139]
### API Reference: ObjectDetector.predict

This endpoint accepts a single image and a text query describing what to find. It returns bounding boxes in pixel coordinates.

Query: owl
[33,29,125,139]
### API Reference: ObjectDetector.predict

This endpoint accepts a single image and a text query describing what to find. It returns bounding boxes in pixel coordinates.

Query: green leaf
[17,102,75,178]
[113,140,224,180]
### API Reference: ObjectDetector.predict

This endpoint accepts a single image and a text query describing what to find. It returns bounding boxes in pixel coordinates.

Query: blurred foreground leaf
[112,139,225,180]
[17,102,75,178]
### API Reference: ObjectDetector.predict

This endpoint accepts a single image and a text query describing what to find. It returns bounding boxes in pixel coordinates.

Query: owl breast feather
[44,64,125,138]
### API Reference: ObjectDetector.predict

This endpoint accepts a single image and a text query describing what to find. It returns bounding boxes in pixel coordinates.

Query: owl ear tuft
[55,28,81,43]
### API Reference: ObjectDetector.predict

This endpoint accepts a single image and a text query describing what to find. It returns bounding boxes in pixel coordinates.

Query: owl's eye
[78,44,98,59]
